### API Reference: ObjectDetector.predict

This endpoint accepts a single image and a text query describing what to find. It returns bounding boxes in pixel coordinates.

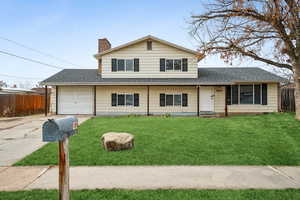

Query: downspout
[147,85,150,116]
[94,85,97,116]
[45,85,48,116]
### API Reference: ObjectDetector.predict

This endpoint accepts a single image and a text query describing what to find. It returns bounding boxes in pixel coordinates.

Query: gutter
[41,81,280,86]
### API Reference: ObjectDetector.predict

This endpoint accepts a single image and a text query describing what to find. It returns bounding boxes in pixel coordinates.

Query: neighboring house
[42,35,284,116]
[0,87,37,95]
[31,87,51,95]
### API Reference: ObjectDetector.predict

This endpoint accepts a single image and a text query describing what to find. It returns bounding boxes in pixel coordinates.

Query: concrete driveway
[0,114,91,166]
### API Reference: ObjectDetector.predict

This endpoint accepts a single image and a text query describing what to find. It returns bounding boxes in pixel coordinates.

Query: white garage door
[58,86,93,114]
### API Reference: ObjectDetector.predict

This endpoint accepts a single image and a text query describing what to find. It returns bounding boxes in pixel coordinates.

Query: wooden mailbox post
[42,116,78,200]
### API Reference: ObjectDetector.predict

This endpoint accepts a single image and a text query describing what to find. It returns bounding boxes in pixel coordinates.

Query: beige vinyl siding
[149,86,197,115]
[101,40,198,78]
[227,83,278,113]
[96,86,148,115]
[96,85,197,115]
[50,86,56,114]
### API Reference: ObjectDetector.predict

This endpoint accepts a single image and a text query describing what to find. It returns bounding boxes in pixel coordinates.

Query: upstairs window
[112,59,139,72]
[160,58,188,72]
[166,59,174,70]
[117,60,125,71]
[147,41,152,50]
[125,60,134,71]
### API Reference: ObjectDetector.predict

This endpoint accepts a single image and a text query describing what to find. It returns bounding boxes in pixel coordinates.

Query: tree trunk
[294,62,300,120]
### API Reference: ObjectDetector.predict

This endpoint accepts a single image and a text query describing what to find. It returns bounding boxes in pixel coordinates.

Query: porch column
[147,85,150,116]
[197,86,200,116]
[225,86,228,117]
[45,85,48,116]
[56,86,58,115]
[94,86,97,116]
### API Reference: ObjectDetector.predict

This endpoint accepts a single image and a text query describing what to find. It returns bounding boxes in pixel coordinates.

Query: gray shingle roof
[42,67,285,85]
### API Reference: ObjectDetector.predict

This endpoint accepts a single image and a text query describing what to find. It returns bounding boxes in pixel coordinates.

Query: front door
[200,87,215,112]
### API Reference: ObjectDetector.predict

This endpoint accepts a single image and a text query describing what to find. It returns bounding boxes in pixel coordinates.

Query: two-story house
[42,35,284,116]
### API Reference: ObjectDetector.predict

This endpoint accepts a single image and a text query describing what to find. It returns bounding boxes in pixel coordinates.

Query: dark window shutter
[111,93,117,106]
[182,93,188,107]
[262,83,268,105]
[232,85,239,104]
[160,93,165,106]
[134,93,139,107]
[134,58,139,72]
[226,86,232,105]
[160,58,165,72]
[254,84,261,104]
[111,59,117,72]
[182,58,188,72]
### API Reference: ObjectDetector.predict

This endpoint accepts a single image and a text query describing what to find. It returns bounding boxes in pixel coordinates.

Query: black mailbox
[42,116,78,142]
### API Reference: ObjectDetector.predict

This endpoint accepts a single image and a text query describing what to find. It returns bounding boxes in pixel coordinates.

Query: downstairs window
[160,93,188,107]
[226,84,267,105]
[111,93,139,107]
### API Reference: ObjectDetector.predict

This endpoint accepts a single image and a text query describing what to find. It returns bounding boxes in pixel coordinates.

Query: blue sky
[0,0,258,88]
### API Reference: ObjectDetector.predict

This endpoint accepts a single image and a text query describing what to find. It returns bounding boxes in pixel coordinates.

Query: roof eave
[41,80,282,86]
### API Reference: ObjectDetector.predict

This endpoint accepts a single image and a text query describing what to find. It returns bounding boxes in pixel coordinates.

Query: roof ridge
[94,35,199,58]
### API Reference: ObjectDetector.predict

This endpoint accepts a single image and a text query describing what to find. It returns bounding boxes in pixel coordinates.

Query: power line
[0,36,82,68]
[0,49,64,70]
[0,73,43,80]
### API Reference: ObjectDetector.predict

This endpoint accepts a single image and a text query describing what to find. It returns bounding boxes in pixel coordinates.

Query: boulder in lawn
[101,132,134,151]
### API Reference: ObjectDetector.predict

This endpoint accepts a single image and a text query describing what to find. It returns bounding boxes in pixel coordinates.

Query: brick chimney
[98,38,111,73]
[98,38,111,53]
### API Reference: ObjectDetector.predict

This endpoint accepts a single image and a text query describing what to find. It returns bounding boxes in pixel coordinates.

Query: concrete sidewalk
[0,166,300,191]
[0,115,90,166]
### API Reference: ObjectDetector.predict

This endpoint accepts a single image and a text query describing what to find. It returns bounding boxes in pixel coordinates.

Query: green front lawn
[1,189,300,200]
[15,113,300,166]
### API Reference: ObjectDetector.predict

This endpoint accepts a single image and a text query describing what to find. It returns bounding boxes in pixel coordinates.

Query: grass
[1,189,300,200]
[15,113,300,166]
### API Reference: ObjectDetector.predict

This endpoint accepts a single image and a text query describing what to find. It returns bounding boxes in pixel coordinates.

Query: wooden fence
[0,94,49,117]
[281,88,295,112]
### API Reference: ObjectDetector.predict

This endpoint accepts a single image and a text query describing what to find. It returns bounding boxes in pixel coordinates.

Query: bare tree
[191,0,300,119]
[0,80,8,88]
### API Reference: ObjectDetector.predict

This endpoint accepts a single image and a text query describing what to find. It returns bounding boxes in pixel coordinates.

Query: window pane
[232,85,239,104]
[254,84,261,104]
[166,94,173,106]
[117,94,125,105]
[174,59,181,70]
[240,85,253,104]
[126,60,134,71]
[166,60,174,70]
[174,94,181,106]
[126,94,133,106]
[117,59,125,71]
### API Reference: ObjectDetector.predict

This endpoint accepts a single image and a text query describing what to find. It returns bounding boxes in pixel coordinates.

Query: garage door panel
[58,86,93,114]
